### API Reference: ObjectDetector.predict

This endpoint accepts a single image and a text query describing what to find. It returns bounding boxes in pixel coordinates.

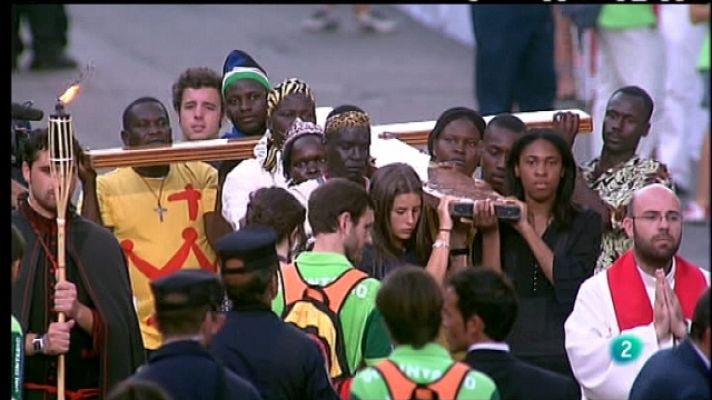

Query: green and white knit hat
[221,49,270,95]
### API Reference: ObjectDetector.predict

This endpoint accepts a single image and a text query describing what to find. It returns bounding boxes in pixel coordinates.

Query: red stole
[607,250,708,331]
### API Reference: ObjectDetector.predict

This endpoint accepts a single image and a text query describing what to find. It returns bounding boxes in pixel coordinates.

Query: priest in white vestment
[564,184,710,400]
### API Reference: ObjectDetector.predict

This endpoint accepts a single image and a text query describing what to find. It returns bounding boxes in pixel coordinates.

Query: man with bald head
[564,184,709,400]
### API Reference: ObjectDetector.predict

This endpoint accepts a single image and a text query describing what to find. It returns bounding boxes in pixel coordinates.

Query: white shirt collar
[637,257,676,288]
[468,342,510,353]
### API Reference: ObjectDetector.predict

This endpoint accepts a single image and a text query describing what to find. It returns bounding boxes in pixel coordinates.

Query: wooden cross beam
[87,109,592,168]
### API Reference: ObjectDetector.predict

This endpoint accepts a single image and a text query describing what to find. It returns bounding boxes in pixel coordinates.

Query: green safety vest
[272,252,391,375]
[350,344,500,400]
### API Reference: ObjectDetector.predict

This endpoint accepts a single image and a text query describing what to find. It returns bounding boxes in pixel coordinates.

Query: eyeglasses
[631,212,682,224]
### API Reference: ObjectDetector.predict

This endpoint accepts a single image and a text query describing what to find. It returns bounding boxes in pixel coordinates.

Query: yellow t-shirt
[96,162,218,349]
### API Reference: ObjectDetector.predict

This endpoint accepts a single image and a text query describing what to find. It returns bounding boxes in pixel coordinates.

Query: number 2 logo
[611,335,643,364]
[620,340,632,358]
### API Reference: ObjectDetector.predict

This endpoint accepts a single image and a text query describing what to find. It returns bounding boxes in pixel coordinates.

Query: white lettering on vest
[464,375,477,390]
[355,283,368,298]
[305,277,335,286]
[399,364,444,381]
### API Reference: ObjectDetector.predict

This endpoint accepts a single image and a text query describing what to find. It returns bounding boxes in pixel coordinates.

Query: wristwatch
[32,334,45,355]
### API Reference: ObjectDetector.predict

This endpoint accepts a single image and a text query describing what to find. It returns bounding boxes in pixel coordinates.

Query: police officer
[210,225,338,400]
[132,269,262,400]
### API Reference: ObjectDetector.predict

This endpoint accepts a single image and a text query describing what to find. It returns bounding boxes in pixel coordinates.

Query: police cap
[150,269,224,310]
[216,225,279,275]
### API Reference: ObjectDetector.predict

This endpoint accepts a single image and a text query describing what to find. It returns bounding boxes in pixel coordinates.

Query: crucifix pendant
[154,205,167,222]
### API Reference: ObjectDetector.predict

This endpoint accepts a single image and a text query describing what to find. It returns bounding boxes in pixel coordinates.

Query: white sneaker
[357,10,397,34]
[683,201,709,224]
[303,10,339,32]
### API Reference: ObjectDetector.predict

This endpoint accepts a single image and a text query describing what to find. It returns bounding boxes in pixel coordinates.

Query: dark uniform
[210,226,338,400]
[132,269,262,400]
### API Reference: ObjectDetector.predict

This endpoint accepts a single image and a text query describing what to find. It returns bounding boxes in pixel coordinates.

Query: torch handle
[49,102,76,400]
[57,218,66,400]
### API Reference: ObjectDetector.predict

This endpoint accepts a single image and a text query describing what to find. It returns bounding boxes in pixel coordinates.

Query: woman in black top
[359,163,456,283]
[483,129,602,379]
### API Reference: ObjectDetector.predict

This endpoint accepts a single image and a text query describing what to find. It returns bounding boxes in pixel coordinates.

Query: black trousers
[12,4,69,63]
[471,5,556,115]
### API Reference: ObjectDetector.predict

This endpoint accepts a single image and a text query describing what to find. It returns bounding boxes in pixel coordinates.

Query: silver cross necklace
[138,173,169,222]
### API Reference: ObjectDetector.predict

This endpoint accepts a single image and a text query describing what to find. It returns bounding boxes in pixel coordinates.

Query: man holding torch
[11,99,145,398]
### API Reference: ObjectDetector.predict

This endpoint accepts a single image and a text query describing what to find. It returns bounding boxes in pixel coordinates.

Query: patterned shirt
[581,156,673,273]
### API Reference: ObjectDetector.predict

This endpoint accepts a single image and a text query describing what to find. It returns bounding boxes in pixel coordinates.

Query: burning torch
[48,82,80,400]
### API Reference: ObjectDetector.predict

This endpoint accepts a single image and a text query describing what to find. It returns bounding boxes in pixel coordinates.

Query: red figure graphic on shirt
[168,184,201,221]
[120,184,217,282]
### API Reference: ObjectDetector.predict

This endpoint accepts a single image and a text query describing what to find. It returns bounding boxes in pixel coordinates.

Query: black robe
[12,199,146,398]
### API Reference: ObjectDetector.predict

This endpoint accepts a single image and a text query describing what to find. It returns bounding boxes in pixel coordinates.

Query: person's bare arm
[552,112,610,230]
[553,5,576,100]
[474,199,501,271]
[505,198,556,283]
[518,225,556,283]
[690,4,710,24]
[77,148,103,226]
[553,111,580,149]
[573,170,610,231]
[204,194,233,251]
[425,196,456,285]
[204,164,235,251]
[448,225,472,275]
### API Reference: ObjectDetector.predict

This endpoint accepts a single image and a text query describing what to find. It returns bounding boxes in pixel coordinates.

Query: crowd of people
[471,4,710,224]
[9,5,711,400]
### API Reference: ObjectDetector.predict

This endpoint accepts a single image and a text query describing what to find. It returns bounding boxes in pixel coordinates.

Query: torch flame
[59,84,81,105]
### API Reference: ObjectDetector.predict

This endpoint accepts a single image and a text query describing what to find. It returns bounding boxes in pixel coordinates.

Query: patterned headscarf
[283,118,324,148]
[266,78,315,120]
[324,110,371,136]
[262,78,315,173]
[281,118,325,180]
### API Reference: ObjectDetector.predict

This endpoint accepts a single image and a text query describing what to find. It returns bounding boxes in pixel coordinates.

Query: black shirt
[499,207,602,377]
[357,243,422,280]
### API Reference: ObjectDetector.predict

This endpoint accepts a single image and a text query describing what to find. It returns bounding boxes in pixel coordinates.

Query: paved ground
[11,4,709,269]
